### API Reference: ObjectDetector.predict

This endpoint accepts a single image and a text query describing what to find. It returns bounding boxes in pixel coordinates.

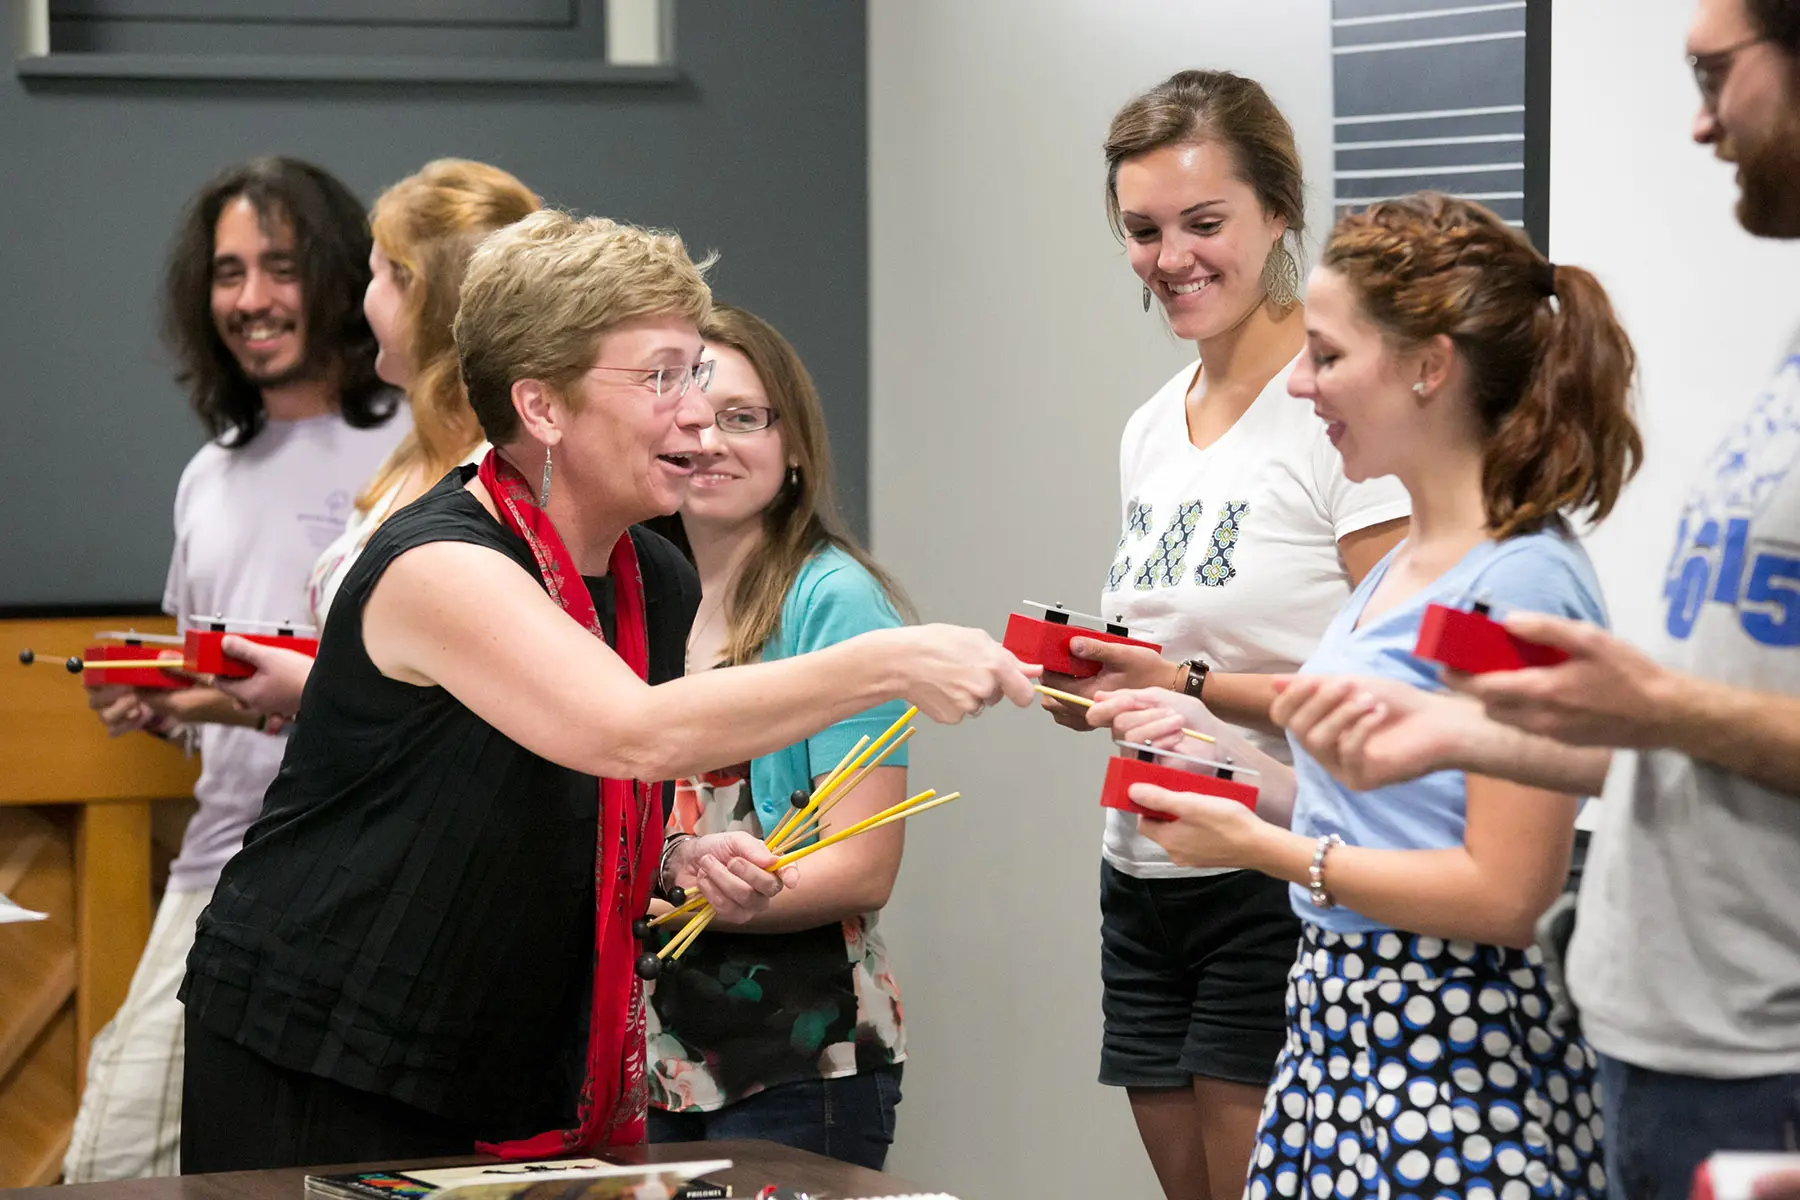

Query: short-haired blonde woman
[178,212,1038,1171]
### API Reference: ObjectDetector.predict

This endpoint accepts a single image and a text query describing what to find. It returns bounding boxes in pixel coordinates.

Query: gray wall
[870,1,1334,1191]
[0,2,867,610]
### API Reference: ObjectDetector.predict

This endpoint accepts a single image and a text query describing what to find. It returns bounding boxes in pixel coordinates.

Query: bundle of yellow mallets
[632,703,954,980]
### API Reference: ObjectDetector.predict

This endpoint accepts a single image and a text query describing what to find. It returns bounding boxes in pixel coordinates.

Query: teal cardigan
[746,545,910,839]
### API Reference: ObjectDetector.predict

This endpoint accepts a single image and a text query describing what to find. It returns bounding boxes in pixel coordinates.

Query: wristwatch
[1175,657,1210,700]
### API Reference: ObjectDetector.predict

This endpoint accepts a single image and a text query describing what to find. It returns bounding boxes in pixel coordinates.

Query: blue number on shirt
[1742,554,1800,646]
[1663,524,1715,641]
[1662,514,1800,646]
[1711,517,1751,603]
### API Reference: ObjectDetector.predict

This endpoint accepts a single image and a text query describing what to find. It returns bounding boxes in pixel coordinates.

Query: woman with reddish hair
[1092,193,1642,1200]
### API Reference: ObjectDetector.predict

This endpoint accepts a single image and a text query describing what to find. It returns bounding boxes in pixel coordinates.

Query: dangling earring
[538,445,553,507]
[1142,284,1153,313]
[1261,235,1301,310]
[787,466,800,489]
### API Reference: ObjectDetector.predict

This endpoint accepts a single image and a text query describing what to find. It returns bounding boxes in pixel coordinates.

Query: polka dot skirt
[1246,925,1605,1200]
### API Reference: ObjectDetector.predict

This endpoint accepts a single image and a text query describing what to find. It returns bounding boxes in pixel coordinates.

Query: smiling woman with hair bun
[1033,69,1412,1199]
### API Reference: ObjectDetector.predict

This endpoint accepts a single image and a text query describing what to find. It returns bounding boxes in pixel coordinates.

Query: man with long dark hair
[66,157,405,1181]
[159,157,397,446]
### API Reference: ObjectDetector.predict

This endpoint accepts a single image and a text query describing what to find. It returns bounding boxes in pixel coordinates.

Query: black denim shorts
[1098,861,1301,1090]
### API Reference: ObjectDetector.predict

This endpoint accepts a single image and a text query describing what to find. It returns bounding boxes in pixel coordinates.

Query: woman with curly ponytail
[1095,192,1641,1200]
[1311,193,1639,539]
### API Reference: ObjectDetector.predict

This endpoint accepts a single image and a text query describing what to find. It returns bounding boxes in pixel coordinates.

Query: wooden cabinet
[1,616,200,1186]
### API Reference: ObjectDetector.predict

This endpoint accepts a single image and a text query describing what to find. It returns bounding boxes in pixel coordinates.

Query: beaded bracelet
[1308,833,1345,909]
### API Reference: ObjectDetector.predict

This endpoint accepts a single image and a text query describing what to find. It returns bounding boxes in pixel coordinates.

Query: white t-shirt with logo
[162,412,408,892]
[1100,356,1411,878]
[1569,334,1800,1076]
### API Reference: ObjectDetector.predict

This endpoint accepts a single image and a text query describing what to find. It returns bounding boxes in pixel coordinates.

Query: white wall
[868,3,1333,1194]
[1553,0,1800,642]
[868,2,1800,1194]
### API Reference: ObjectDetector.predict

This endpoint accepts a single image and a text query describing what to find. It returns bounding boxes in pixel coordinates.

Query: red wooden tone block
[1101,754,1259,821]
[1691,1153,1800,1200]
[79,643,189,690]
[1414,603,1568,675]
[1003,612,1162,678]
[183,629,320,678]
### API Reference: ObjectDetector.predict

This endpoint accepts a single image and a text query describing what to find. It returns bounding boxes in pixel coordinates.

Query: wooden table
[1,615,203,1185]
[0,1144,932,1199]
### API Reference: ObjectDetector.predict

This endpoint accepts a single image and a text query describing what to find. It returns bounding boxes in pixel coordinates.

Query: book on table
[304,1157,733,1200]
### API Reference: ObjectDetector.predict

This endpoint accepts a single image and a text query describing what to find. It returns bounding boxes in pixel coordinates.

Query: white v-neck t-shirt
[1100,355,1411,878]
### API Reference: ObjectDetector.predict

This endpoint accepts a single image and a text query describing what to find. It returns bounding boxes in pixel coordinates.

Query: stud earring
[1142,284,1152,313]
[1412,382,1427,396]
[538,445,553,507]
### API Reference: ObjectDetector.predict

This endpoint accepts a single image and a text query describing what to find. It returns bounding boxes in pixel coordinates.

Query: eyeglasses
[587,358,715,399]
[712,406,780,434]
[1689,35,1769,111]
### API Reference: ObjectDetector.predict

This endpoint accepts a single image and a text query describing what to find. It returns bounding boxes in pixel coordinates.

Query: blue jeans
[646,1064,903,1171]
[1600,1053,1800,1200]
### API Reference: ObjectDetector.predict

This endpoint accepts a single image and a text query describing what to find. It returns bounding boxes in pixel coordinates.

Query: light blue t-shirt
[1287,528,1607,933]
[747,545,910,839]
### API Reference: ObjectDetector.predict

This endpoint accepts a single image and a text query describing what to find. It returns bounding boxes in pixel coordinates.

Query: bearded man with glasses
[1689,0,1800,237]
[1270,2,1800,1197]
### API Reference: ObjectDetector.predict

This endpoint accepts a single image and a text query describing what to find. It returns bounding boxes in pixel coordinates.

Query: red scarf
[473,449,662,1155]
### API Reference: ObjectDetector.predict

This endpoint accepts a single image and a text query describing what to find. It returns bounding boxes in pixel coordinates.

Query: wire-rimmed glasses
[1689,35,1769,112]
[588,358,716,399]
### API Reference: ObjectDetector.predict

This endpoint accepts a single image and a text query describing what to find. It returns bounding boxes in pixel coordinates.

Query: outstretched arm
[363,541,1038,782]
[1451,613,1800,800]
[1271,675,1611,796]
[1042,518,1409,735]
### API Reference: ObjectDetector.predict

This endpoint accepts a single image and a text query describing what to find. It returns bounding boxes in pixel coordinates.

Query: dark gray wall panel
[0,2,868,609]
[1329,0,1548,247]
[48,0,611,59]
